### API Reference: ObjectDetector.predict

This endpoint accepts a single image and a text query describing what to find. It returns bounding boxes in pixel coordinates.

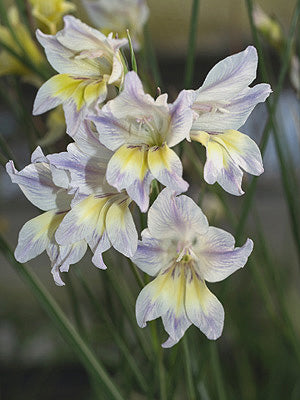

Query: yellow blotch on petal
[114,145,149,182]
[33,210,66,241]
[147,143,173,173]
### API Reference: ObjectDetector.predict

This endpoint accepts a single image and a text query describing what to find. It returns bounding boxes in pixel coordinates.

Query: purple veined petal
[132,229,169,276]
[33,75,65,115]
[15,210,65,263]
[214,130,264,176]
[31,146,47,163]
[55,194,109,246]
[63,100,87,138]
[105,197,138,257]
[36,29,100,76]
[191,83,272,133]
[148,188,209,241]
[69,119,114,159]
[194,227,253,283]
[90,112,130,151]
[91,230,111,269]
[6,160,72,211]
[167,89,195,147]
[185,274,224,340]
[147,144,189,194]
[203,139,244,195]
[103,71,160,119]
[106,144,152,211]
[56,15,108,52]
[135,265,192,348]
[195,46,258,102]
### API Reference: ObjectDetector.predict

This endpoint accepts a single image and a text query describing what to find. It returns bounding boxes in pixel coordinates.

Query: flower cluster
[7,14,271,347]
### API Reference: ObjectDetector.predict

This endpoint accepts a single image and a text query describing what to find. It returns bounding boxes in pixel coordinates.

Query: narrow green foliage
[209,343,227,400]
[0,234,125,400]
[184,0,200,88]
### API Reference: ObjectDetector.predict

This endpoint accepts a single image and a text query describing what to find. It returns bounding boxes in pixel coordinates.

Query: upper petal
[195,46,258,101]
[6,159,71,211]
[148,189,209,241]
[194,227,254,282]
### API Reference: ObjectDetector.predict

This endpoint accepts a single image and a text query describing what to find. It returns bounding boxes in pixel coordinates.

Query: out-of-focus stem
[184,0,200,88]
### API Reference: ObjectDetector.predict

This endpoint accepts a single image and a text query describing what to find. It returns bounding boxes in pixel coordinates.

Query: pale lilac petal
[195,227,253,282]
[106,199,138,257]
[15,211,64,263]
[148,189,208,240]
[196,46,258,101]
[132,229,168,276]
[56,15,107,51]
[167,90,194,147]
[192,83,272,132]
[33,75,64,115]
[6,160,71,211]
[106,145,152,211]
[91,231,111,269]
[148,145,188,194]
[215,130,264,176]
[55,195,108,246]
[185,276,224,340]
[136,267,191,347]
[203,140,244,195]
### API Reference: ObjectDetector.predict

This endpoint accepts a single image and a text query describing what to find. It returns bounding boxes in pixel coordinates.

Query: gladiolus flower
[132,189,253,347]
[188,46,272,195]
[33,16,127,135]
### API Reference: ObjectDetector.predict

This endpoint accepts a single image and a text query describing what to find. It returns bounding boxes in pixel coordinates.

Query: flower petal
[214,130,264,176]
[106,198,138,257]
[106,144,152,211]
[15,210,64,263]
[6,159,71,211]
[132,229,169,276]
[185,273,224,340]
[196,46,258,101]
[148,144,188,194]
[136,266,191,348]
[194,227,253,282]
[148,188,208,240]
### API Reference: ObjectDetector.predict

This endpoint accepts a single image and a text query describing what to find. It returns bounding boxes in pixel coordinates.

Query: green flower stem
[0,234,125,400]
[150,322,167,400]
[183,336,196,400]
[184,0,200,88]
[128,259,145,290]
[75,268,149,394]
[0,133,18,168]
[0,152,7,167]
[236,0,300,245]
[64,274,86,339]
[244,0,300,263]
[105,261,154,362]
[209,342,227,400]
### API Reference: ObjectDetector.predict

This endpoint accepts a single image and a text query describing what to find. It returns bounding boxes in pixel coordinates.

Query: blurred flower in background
[82,0,149,49]
[30,0,76,34]
[0,6,44,86]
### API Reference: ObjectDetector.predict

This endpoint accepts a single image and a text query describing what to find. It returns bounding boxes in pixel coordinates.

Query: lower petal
[136,266,191,348]
[106,145,151,211]
[15,210,64,263]
[185,273,224,340]
[148,144,188,193]
[106,198,138,257]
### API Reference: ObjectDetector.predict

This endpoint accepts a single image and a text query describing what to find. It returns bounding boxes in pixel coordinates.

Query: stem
[236,0,300,242]
[209,342,227,400]
[184,0,200,88]
[0,234,125,400]
[128,259,144,289]
[183,336,196,400]
[143,24,162,87]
